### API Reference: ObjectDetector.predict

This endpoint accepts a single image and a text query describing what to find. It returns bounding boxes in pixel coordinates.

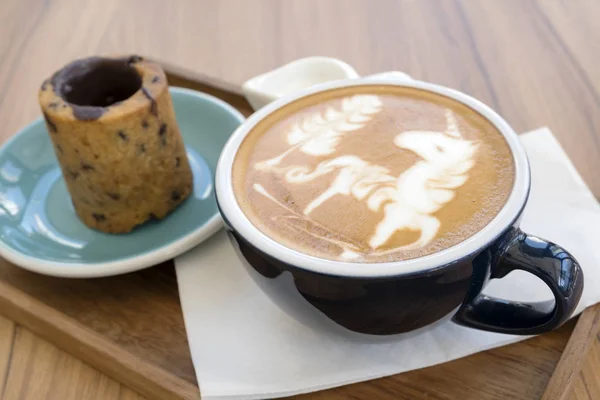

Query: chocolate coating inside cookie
[51,57,143,120]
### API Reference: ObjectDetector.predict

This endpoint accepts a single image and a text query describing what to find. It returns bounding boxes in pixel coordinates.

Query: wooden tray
[0,63,597,400]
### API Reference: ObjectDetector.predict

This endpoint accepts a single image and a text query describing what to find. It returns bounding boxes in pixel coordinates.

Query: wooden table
[1,0,599,399]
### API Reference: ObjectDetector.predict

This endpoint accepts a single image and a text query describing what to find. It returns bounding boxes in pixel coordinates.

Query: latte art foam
[233,85,514,263]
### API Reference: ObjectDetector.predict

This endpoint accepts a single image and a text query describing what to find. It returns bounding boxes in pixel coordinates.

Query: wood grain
[571,332,600,400]
[0,0,598,399]
[0,315,16,397]
[542,305,600,400]
[1,326,148,400]
[120,388,149,400]
[0,268,200,400]
[3,327,121,400]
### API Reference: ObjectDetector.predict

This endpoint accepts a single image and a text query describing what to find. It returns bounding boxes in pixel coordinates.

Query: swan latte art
[232,85,515,263]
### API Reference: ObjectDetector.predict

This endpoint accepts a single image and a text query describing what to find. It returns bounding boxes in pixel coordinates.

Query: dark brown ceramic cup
[215,76,584,336]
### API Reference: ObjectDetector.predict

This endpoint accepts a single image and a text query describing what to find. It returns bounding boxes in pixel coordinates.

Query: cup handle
[453,228,584,335]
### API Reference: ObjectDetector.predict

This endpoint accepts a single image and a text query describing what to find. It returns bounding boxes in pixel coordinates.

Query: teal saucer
[0,87,244,277]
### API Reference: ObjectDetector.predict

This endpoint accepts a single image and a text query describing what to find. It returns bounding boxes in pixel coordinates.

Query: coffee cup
[216,57,583,335]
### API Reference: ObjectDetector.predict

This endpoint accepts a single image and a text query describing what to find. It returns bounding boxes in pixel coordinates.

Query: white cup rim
[215,78,530,278]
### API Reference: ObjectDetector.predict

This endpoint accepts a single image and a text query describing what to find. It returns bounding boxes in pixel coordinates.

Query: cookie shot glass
[38,55,193,233]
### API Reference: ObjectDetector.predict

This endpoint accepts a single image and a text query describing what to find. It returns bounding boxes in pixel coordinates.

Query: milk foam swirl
[253,96,478,260]
[255,95,382,169]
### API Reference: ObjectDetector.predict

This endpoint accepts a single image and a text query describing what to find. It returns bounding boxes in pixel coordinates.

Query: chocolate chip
[94,154,99,159]
[66,169,79,179]
[128,55,143,64]
[75,149,80,154]
[159,123,167,146]
[142,120,149,129]
[148,212,159,220]
[141,87,158,116]
[175,157,181,167]
[81,163,95,171]
[137,143,146,154]
[117,130,128,141]
[107,192,120,200]
[171,190,181,201]
[43,112,58,133]
[92,213,106,222]
[151,76,160,84]
[48,102,59,109]
[72,105,105,121]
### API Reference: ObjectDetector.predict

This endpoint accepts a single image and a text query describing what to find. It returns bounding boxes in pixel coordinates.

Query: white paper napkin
[175,128,600,400]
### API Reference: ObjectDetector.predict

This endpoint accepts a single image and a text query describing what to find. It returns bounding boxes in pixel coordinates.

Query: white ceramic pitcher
[242,56,412,110]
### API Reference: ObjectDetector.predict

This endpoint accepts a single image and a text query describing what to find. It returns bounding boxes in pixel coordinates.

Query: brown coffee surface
[233,85,514,263]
